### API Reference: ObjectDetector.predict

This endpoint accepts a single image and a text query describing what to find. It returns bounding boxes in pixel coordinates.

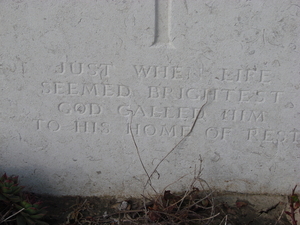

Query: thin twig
[146,100,209,187]
[195,177,216,221]
[218,214,228,225]
[184,192,213,210]
[129,111,157,194]
[126,97,217,224]
[161,174,189,194]
[289,185,298,225]
[196,212,220,221]
[1,208,25,222]
[176,186,195,212]
[274,207,285,225]
[0,205,13,223]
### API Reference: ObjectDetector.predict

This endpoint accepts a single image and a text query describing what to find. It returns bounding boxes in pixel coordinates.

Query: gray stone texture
[0,0,299,196]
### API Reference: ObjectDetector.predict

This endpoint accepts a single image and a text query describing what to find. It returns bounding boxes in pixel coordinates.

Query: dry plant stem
[289,185,298,225]
[184,192,213,210]
[274,207,285,225]
[104,209,145,217]
[172,179,213,212]
[128,100,215,224]
[196,212,220,221]
[176,187,195,212]
[162,174,189,193]
[192,175,215,219]
[0,205,13,223]
[129,112,157,194]
[146,100,208,187]
[199,180,213,205]
[218,215,228,225]
[194,155,204,179]
[149,210,185,222]
[1,208,24,223]
[159,173,191,211]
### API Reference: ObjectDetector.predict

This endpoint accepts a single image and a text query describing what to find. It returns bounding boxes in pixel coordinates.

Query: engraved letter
[47,120,60,132]
[100,122,110,134]
[90,103,101,115]
[133,65,152,77]
[221,109,235,121]
[144,124,156,136]
[186,88,200,100]
[260,70,271,83]
[70,62,83,74]
[149,86,160,98]
[172,66,183,79]
[290,129,300,143]
[58,102,71,114]
[118,85,130,97]
[87,63,97,76]
[118,105,130,116]
[155,66,167,78]
[99,64,111,78]
[75,121,96,133]
[247,128,258,141]
[74,103,86,115]
[206,127,219,140]
[248,111,265,122]
[271,91,283,103]
[41,82,51,94]
[36,119,45,130]
[83,84,98,95]
[127,123,140,135]
[103,84,114,97]
[55,62,65,74]
[264,130,275,142]
[54,82,65,94]
[160,125,175,137]
[221,128,232,140]
[181,125,190,136]
[221,69,234,82]
[68,83,79,95]
[239,90,251,102]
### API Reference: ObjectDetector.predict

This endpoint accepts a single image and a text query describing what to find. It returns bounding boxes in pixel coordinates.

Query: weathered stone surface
[0,0,299,196]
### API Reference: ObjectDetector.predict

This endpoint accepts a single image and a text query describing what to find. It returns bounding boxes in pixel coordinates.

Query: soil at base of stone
[35,192,292,225]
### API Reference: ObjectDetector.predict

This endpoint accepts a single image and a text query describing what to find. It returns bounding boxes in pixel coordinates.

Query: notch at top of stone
[151,0,175,49]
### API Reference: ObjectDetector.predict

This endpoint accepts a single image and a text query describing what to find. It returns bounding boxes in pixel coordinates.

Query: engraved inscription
[127,123,190,137]
[247,128,300,143]
[148,86,283,103]
[58,103,102,115]
[118,105,205,120]
[75,121,110,134]
[36,119,61,132]
[35,119,110,134]
[35,61,299,146]
[41,82,131,97]
[148,86,215,101]
[133,65,192,80]
[0,61,27,75]
[221,110,266,122]
[205,127,232,140]
[55,62,112,78]
[219,69,273,84]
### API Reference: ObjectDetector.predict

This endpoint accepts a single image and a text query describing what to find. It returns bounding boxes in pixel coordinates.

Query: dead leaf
[148,202,163,222]
[148,211,160,222]
[236,200,248,208]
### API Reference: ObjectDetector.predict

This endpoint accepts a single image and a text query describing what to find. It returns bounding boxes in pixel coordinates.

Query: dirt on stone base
[35,192,293,225]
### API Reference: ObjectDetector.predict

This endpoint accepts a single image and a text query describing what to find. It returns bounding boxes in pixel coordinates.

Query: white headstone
[0,0,299,196]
